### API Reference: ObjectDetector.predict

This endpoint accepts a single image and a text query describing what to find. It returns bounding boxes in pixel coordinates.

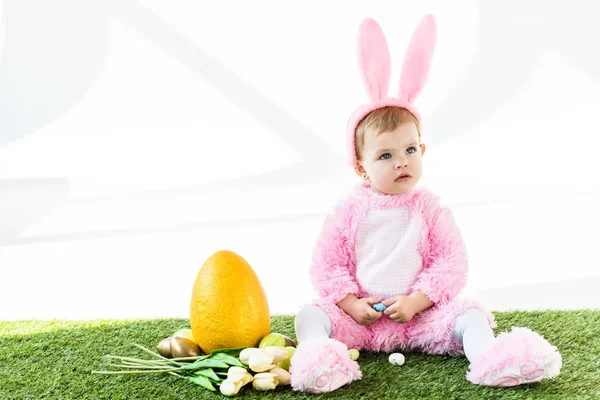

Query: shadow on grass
[0,311,599,399]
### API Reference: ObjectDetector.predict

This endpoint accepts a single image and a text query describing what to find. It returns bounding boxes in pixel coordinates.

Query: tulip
[248,352,276,372]
[219,367,253,396]
[269,366,291,386]
[239,348,263,365]
[252,372,279,391]
[219,379,241,397]
[227,366,253,385]
[262,346,289,364]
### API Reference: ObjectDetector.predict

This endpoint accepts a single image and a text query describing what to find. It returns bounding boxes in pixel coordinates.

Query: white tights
[294,305,495,363]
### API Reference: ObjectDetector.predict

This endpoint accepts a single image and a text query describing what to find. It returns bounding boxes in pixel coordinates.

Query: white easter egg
[389,352,405,366]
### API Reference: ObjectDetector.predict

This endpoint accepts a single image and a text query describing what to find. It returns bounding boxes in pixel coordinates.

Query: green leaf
[181,358,229,371]
[194,368,221,382]
[209,346,247,357]
[186,374,216,391]
[209,352,246,368]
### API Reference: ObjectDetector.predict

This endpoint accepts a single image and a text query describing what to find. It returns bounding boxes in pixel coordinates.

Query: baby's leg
[294,305,332,343]
[404,300,561,387]
[290,305,362,394]
[452,308,496,363]
[454,308,562,387]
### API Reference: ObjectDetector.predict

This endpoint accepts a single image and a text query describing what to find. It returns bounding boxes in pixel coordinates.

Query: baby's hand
[382,296,416,323]
[349,297,384,326]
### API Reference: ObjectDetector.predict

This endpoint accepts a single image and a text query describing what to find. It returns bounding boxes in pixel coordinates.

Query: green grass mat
[1,310,599,399]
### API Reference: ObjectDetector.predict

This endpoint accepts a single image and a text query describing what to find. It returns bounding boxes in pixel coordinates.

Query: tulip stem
[133,344,183,367]
[169,355,207,362]
[106,355,171,365]
[108,363,182,370]
[92,367,181,374]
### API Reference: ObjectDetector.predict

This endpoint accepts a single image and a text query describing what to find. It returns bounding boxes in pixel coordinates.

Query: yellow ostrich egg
[190,250,270,354]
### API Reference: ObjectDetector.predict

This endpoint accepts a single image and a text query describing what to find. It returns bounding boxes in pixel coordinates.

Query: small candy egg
[373,302,387,312]
[389,352,405,366]
[348,349,360,360]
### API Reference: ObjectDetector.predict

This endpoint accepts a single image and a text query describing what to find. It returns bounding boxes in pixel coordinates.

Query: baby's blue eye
[379,153,392,160]
[406,147,416,154]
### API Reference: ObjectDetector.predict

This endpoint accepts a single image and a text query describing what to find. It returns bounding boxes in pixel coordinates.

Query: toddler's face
[356,122,425,195]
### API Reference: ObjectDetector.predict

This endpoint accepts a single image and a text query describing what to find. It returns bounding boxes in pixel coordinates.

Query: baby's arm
[310,200,361,306]
[310,201,384,326]
[381,291,433,323]
[407,291,435,312]
[411,197,468,305]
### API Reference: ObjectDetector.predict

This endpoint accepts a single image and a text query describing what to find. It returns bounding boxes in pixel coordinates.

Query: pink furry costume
[311,184,492,355]
[290,14,561,393]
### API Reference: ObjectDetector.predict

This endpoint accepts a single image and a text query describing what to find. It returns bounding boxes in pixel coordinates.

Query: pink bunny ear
[397,14,437,103]
[358,18,391,102]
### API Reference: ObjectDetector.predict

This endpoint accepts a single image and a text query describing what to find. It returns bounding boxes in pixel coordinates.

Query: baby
[289,15,562,393]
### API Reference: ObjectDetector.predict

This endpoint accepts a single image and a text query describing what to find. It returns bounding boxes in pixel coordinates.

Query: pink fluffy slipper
[467,327,562,387]
[289,338,362,393]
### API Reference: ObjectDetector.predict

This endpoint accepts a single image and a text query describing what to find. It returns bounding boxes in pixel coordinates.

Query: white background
[1,0,599,320]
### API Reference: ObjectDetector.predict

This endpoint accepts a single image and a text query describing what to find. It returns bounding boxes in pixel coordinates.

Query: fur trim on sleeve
[412,190,468,304]
[310,195,360,305]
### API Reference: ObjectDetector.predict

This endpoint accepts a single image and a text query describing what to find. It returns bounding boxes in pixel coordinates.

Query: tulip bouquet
[92,343,248,392]
[93,331,296,397]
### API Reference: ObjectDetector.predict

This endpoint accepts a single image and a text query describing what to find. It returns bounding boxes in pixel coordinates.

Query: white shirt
[355,207,424,298]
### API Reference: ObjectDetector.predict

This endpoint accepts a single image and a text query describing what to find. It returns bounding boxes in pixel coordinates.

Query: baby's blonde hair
[355,106,421,161]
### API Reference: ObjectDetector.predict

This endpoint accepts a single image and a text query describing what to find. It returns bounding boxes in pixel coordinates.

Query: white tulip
[219,367,253,396]
[226,366,249,381]
[239,348,263,365]
[219,379,239,396]
[252,372,279,390]
[269,366,291,386]
[248,352,276,372]
[262,346,289,364]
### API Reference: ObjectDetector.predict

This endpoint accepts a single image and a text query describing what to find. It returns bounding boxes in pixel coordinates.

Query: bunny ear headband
[346,14,437,166]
